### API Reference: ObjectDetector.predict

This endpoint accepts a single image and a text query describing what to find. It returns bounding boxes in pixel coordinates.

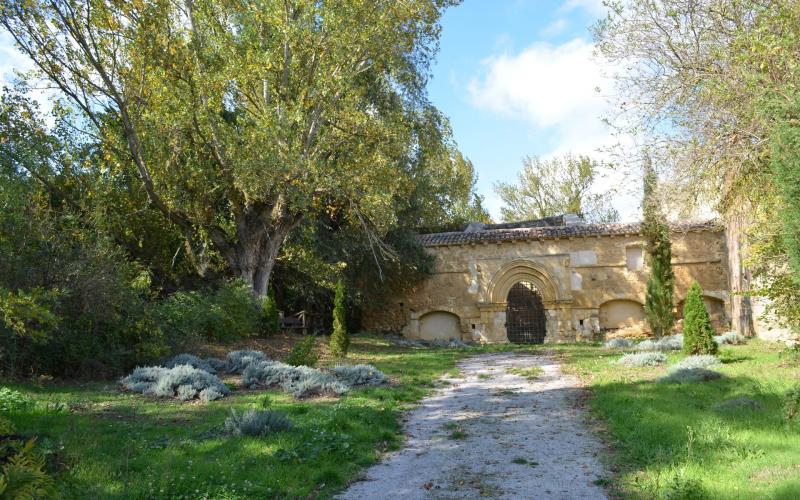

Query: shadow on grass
[586,371,798,498]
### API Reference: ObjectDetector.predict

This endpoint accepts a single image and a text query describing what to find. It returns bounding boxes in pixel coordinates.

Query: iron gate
[505,281,547,344]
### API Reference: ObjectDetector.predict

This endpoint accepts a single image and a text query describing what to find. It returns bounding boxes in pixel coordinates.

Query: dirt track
[340,352,609,499]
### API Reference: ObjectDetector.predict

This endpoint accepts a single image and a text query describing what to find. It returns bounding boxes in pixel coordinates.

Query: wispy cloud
[468,38,610,144]
[540,18,568,37]
[561,0,608,16]
[467,37,639,220]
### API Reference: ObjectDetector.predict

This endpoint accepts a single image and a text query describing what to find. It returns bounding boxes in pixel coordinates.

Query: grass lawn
[1,335,475,499]
[557,340,800,499]
[3,335,799,499]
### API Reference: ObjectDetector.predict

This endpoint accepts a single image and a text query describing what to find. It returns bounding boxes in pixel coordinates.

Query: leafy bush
[0,417,54,498]
[164,353,215,373]
[682,281,718,355]
[154,280,262,342]
[785,385,800,421]
[658,368,722,384]
[262,290,280,336]
[331,364,388,387]
[662,470,707,499]
[674,355,721,370]
[225,350,267,374]
[0,387,35,413]
[616,352,667,367]
[604,338,633,349]
[329,279,349,357]
[121,365,229,402]
[286,336,318,367]
[224,409,292,437]
[714,332,742,345]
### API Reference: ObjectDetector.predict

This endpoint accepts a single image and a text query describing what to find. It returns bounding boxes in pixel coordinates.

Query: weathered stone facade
[364,217,730,343]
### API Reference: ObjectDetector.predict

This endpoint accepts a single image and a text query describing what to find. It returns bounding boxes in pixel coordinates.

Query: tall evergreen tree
[642,156,675,338]
[329,279,349,357]
[682,281,718,355]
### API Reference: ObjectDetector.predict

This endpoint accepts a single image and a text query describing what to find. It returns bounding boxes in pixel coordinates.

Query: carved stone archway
[486,259,560,306]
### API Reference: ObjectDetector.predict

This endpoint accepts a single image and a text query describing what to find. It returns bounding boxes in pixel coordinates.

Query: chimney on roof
[563,213,585,226]
[464,222,486,233]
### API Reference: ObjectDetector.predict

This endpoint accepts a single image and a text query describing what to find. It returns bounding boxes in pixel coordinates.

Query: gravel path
[340,352,609,499]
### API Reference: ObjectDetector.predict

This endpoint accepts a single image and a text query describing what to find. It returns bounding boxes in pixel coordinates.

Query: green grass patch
[557,340,800,499]
[0,334,476,499]
[506,366,543,380]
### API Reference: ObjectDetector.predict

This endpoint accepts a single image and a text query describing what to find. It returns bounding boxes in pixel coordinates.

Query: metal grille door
[506,282,547,344]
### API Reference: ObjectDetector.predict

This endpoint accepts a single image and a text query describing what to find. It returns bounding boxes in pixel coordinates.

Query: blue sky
[0,0,639,221]
[428,0,639,220]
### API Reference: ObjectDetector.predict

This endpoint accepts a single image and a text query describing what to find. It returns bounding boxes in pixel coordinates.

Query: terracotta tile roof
[419,220,722,247]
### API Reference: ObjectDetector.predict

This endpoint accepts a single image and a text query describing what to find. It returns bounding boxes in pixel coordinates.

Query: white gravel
[340,352,610,499]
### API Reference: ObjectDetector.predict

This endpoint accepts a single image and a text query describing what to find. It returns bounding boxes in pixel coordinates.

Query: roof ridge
[419,219,720,247]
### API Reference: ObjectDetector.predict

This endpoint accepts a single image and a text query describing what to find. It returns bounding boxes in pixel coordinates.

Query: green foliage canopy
[1,0,461,296]
[493,154,618,223]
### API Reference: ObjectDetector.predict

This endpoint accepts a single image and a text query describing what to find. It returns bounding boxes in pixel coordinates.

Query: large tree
[1,0,459,296]
[493,154,619,223]
[592,0,795,334]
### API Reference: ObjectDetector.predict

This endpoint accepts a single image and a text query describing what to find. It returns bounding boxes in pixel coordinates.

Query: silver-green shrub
[243,361,348,398]
[283,368,349,398]
[634,339,657,351]
[714,396,762,412]
[616,352,667,367]
[604,338,633,349]
[206,357,227,372]
[225,350,267,374]
[165,353,214,373]
[674,355,721,370]
[199,387,225,403]
[634,334,683,352]
[224,409,292,437]
[121,364,229,402]
[331,365,388,387]
[658,368,722,384]
[176,384,197,401]
[656,334,683,351]
[714,332,742,345]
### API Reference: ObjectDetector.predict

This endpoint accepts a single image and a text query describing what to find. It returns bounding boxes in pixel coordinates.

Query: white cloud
[540,18,568,37]
[562,0,608,16]
[468,38,640,221]
[0,32,33,84]
[468,38,611,147]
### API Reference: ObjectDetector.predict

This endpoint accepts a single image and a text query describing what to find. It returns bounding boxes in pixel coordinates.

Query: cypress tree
[642,155,676,338]
[329,279,349,357]
[683,281,718,355]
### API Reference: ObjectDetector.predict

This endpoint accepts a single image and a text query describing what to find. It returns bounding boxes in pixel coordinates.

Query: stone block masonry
[363,216,729,344]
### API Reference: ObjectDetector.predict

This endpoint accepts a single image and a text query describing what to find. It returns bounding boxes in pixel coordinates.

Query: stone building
[364,216,730,344]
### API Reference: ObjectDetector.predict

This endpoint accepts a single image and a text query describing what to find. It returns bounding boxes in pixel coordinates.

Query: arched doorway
[506,281,547,343]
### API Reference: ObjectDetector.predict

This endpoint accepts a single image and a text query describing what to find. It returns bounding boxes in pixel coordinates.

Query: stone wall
[363,227,729,344]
